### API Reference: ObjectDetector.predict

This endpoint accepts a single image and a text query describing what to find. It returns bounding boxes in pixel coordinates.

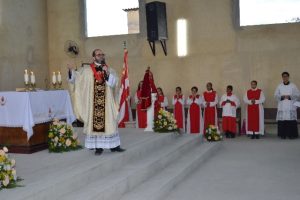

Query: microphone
[100,60,109,81]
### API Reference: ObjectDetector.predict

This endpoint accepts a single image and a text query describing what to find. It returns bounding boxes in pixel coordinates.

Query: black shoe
[251,134,255,139]
[111,146,126,152]
[255,135,260,139]
[225,132,230,138]
[230,133,235,138]
[95,148,103,155]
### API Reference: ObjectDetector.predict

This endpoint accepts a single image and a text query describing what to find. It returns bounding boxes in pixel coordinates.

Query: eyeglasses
[95,53,105,57]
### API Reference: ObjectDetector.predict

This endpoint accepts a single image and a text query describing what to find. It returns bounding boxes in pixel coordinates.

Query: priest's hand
[67,63,76,70]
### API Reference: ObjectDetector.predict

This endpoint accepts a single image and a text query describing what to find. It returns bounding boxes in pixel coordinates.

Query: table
[0,90,76,153]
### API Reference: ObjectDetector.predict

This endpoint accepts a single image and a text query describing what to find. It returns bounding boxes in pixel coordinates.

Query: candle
[52,72,56,84]
[24,69,29,84]
[30,71,35,84]
[57,71,62,83]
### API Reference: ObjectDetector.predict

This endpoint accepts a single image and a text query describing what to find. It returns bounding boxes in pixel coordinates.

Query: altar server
[275,72,300,139]
[220,85,240,138]
[202,82,218,133]
[243,80,265,139]
[135,81,147,128]
[172,87,186,131]
[186,86,203,134]
[157,87,169,110]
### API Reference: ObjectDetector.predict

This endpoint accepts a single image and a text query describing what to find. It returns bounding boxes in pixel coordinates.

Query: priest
[243,80,265,139]
[275,72,300,139]
[68,48,125,155]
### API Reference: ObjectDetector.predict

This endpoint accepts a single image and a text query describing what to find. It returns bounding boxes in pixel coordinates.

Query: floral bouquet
[48,119,82,153]
[153,108,179,133]
[0,147,22,190]
[205,125,222,142]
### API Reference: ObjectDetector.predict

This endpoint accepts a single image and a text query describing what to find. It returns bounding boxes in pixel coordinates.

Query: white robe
[243,89,265,135]
[69,66,120,148]
[274,82,300,121]
[219,94,240,117]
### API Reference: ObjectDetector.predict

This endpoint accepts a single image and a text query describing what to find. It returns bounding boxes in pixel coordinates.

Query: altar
[0,90,76,153]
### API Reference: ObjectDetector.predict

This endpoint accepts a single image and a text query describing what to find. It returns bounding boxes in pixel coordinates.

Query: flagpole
[123,41,127,49]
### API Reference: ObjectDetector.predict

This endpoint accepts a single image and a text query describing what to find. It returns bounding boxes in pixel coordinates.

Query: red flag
[118,49,132,128]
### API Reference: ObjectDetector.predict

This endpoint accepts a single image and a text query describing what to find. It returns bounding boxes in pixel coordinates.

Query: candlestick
[30,71,35,84]
[24,69,29,84]
[52,72,56,84]
[52,72,57,89]
[57,71,62,83]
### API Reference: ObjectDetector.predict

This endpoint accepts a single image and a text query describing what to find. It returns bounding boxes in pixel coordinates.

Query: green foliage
[153,108,179,133]
[48,119,82,153]
[205,125,222,142]
[0,147,23,190]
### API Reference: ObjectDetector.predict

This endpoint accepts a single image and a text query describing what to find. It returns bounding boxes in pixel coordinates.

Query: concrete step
[59,134,201,200]
[120,141,222,200]
[1,131,179,200]
[1,132,198,200]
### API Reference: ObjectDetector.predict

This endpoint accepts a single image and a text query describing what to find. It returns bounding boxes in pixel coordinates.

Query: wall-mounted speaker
[146,1,168,42]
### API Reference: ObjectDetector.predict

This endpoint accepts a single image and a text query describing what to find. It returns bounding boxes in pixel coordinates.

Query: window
[85,0,140,37]
[239,0,300,26]
[177,19,187,57]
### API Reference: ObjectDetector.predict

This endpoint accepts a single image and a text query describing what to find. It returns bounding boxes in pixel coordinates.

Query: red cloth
[136,90,147,128]
[174,95,184,129]
[90,63,104,81]
[157,95,165,110]
[189,95,200,134]
[247,89,261,132]
[222,116,236,134]
[203,91,217,132]
[141,69,157,110]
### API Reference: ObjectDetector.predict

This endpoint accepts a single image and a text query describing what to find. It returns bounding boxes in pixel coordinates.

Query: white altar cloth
[0,90,76,139]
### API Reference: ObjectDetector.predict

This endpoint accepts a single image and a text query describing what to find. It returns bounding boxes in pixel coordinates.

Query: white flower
[66,139,71,147]
[54,137,59,142]
[3,146,8,153]
[158,115,162,119]
[60,128,66,134]
[2,175,9,187]
[0,150,5,156]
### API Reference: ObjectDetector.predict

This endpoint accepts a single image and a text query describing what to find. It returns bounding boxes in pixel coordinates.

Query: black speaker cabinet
[146,1,168,41]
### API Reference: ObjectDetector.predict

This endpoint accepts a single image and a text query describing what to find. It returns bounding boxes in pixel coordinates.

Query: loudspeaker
[146,1,168,41]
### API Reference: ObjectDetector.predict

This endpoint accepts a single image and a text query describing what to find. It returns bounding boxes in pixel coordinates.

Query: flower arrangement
[153,108,179,133]
[205,125,222,142]
[48,119,82,153]
[0,147,22,190]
